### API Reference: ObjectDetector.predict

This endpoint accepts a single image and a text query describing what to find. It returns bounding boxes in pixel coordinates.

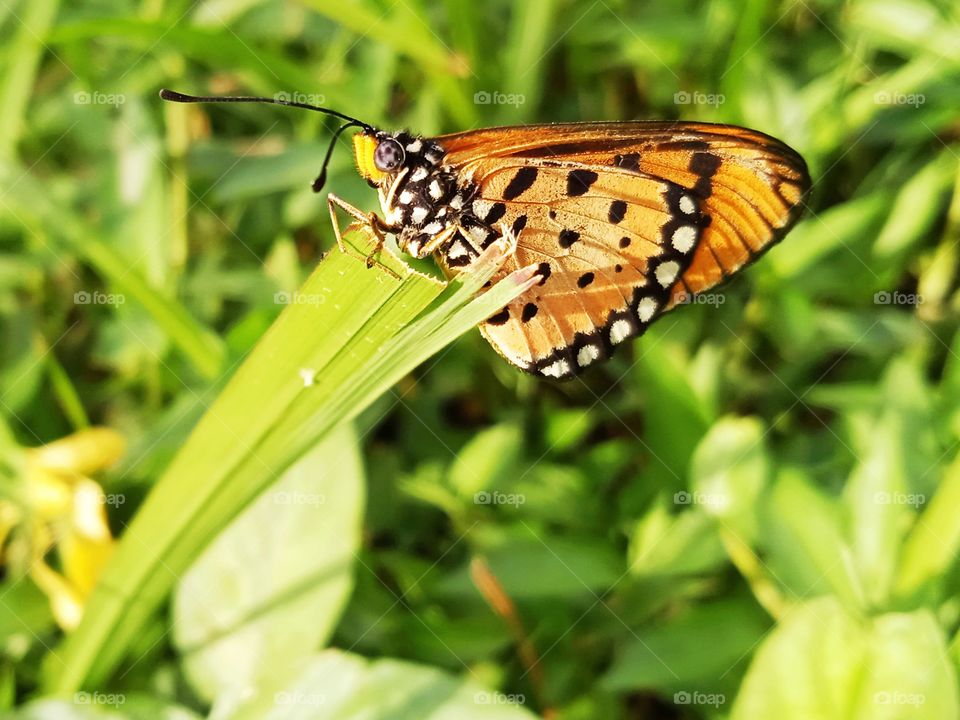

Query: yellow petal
[27,428,125,476]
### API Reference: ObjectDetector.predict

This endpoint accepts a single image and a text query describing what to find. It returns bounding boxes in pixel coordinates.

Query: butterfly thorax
[353,129,495,266]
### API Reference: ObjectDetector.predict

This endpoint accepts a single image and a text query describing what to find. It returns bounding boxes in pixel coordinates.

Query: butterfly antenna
[159,88,371,129]
[311,121,364,193]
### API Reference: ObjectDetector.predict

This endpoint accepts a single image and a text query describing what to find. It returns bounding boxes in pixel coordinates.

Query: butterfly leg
[326,194,399,276]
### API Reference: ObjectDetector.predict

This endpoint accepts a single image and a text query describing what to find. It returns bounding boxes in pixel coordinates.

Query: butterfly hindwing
[436,162,706,378]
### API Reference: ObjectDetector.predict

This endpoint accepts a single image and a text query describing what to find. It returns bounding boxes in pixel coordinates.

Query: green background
[2,0,960,718]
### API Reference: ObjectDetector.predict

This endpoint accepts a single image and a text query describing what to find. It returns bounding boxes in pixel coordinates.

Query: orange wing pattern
[435,122,810,378]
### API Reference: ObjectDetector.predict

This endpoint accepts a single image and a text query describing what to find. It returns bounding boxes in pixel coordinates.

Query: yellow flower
[2,428,125,631]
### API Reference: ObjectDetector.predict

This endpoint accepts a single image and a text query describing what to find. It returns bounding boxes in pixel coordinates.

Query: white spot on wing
[406,139,422,153]
[450,194,464,210]
[609,318,632,344]
[411,206,429,224]
[399,190,413,205]
[472,199,493,218]
[637,296,658,322]
[541,358,571,378]
[429,180,443,200]
[467,225,488,245]
[679,194,697,215]
[577,344,600,367]
[411,167,428,181]
[672,225,698,253]
[422,221,443,235]
[655,260,680,287]
[448,241,469,259]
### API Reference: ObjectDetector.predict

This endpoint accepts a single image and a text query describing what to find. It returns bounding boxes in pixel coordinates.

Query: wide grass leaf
[732,597,959,719]
[230,649,536,720]
[173,422,365,707]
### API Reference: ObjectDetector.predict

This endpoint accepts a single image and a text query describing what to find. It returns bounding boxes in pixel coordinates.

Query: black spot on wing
[536,262,551,285]
[521,302,538,322]
[577,272,595,288]
[512,214,527,235]
[613,152,640,171]
[608,200,627,224]
[619,236,631,248]
[689,152,722,198]
[566,169,598,197]
[558,229,580,248]
[503,166,538,200]
[485,202,507,224]
[487,307,510,326]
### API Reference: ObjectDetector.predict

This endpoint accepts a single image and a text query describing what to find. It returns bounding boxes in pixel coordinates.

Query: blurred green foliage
[2,0,960,718]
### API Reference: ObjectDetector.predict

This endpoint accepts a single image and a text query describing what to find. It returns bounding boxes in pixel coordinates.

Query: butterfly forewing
[435,121,810,378]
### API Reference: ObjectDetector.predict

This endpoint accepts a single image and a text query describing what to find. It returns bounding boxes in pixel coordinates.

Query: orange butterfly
[161,90,811,379]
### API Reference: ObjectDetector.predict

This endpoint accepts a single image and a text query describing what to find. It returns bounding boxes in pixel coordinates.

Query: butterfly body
[347,121,811,379]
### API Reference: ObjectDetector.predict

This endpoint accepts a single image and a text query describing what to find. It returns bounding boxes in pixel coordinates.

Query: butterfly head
[352,130,406,187]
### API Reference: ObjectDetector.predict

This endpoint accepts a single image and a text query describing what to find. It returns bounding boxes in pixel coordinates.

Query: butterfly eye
[374,138,405,172]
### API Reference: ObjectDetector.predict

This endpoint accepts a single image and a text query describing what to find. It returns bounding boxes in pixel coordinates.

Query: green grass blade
[49,229,535,692]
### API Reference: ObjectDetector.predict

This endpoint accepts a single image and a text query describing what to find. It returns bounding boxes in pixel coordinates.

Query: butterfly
[161,90,811,379]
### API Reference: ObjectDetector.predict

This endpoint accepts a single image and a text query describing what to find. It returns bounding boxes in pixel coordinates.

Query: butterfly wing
[434,122,810,378]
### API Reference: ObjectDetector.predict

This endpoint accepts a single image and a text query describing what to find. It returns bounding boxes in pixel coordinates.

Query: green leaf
[12,695,201,719]
[732,597,959,719]
[603,596,770,693]
[689,416,769,542]
[447,423,522,499]
[762,470,862,610]
[230,650,537,720]
[895,451,960,606]
[173,423,365,704]
[51,232,537,692]
[438,533,622,601]
[627,501,727,578]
